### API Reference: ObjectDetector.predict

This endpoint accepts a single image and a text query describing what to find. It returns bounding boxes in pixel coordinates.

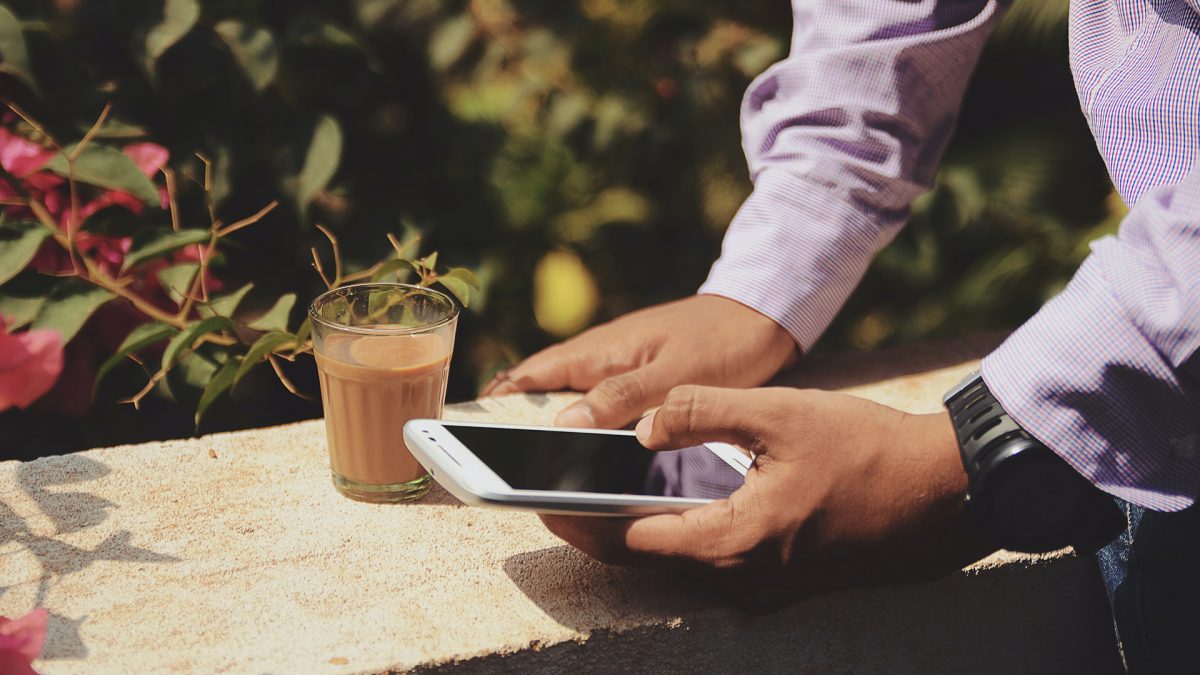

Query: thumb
[635,385,770,452]
[555,364,672,429]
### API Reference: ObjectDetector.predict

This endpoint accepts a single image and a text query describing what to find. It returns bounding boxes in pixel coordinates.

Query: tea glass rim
[307,282,460,337]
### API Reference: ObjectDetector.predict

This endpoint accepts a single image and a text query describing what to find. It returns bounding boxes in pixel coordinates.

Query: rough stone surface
[0,336,1122,673]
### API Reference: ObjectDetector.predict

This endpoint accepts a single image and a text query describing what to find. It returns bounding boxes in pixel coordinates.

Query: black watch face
[987,452,1085,545]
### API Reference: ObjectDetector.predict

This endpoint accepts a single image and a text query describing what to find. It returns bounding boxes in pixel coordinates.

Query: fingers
[481,342,610,397]
[635,385,772,452]
[555,364,673,429]
[540,497,742,567]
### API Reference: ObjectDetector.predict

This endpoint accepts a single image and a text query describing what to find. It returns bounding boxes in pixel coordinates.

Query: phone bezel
[402,419,748,516]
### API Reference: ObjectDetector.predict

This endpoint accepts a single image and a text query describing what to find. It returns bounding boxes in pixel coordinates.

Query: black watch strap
[944,373,1124,554]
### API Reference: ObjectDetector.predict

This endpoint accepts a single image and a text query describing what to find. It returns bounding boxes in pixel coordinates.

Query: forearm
[982,167,1200,512]
[704,0,1010,350]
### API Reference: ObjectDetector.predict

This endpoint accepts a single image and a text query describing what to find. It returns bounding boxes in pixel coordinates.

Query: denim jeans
[1097,499,1200,673]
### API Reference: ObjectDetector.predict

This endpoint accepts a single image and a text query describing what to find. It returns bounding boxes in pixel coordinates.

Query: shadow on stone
[415,481,467,508]
[450,401,488,414]
[479,552,1122,674]
[501,545,709,632]
[3,455,182,660]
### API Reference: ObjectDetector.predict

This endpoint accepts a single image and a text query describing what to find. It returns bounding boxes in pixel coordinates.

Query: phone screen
[445,425,745,500]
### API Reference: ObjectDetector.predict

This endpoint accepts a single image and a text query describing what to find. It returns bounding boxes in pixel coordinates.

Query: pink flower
[0,608,48,675]
[0,128,53,177]
[123,142,169,177]
[0,317,64,411]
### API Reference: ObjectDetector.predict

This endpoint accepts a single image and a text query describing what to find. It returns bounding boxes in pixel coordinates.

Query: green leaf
[93,321,177,396]
[196,358,239,427]
[0,5,36,90]
[122,229,209,271]
[0,293,43,328]
[146,0,199,59]
[296,115,342,218]
[436,267,480,308]
[198,282,253,319]
[369,258,417,283]
[247,293,295,332]
[214,20,279,91]
[0,220,51,285]
[162,316,234,371]
[0,272,55,329]
[157,263,198,305]
[233,331,294,390]
[46,144,160,205]
[31,281,115,343]
[428,14,475,72]
[291,317,312,352]
[416,251,438,270]
[164,348,218,403]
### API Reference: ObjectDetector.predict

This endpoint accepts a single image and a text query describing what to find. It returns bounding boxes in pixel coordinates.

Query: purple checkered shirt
[699,0,1200,511]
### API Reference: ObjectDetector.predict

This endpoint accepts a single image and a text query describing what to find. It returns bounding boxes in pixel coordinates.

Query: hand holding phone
[403,421,748,516]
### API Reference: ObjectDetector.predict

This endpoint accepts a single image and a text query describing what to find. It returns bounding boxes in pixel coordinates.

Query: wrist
[696,293,801,367]
[911,412,970,512]
[901,412,995,558]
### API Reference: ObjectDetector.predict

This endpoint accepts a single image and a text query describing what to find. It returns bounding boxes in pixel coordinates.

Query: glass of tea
[309,283,458,503]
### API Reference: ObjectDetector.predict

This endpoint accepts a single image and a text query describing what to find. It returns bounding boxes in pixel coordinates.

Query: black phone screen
[444,425,744,500]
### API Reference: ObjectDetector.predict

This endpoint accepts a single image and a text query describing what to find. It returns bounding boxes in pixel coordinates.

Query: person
[483,1,1200,670]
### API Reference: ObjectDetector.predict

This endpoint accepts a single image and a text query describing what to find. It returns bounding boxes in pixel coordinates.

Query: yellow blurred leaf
[554,187,652,242]
[533,250,599,337]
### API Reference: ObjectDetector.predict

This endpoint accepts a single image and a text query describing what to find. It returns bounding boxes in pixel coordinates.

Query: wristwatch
[943,372,1124,554]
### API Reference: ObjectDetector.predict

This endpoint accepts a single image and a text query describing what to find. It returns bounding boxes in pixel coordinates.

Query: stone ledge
[0,336,1122,673]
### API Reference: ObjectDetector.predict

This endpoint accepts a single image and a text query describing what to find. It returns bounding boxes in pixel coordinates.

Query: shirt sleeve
[982,161,1200,512]
[699,0,1009,351]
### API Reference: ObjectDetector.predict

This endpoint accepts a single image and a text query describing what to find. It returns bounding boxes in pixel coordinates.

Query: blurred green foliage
[0,0,1113,454]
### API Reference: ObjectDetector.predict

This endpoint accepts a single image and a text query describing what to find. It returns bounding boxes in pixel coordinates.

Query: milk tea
[315,332,451,487]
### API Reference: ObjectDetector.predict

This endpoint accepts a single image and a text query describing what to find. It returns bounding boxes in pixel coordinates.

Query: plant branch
[311,247,331,289]
[315,223,342,286]
[1,98,60,149]
[216,200,277,237]
[177,231,219,320]
[268,355,312,400]
[339,259,391,284]
[194,151,217,224]
[163,167,181,231]
[26,198,234,346]
[68,103,112,162]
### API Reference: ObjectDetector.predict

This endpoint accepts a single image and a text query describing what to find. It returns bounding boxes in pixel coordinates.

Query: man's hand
[539,386,996,612]
[482,295,798,429]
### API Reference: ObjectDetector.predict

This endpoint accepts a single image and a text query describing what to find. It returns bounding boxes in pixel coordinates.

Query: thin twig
[120,374,161,410]
[311,247,331,289]
[27,198,233,345]
[163,167,181,231]
[65,163,82,274]
[195,152,212,192]
[268,355,312,400]
[388,229,408,253]
[315,223,342,286]
[339,260,390,284]
[216,200,278,237]
[68,103,112,162]
[177,232,219,319]
[64,104,114,274]
[195,151,217,224]
[1,98,60,149]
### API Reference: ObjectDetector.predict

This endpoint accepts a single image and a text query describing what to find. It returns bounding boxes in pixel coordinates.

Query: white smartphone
[403,420,750,516]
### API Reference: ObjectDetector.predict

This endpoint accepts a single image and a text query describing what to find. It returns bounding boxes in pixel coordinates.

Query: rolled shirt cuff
[981,250,1200,512]
[698,169,902,352]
